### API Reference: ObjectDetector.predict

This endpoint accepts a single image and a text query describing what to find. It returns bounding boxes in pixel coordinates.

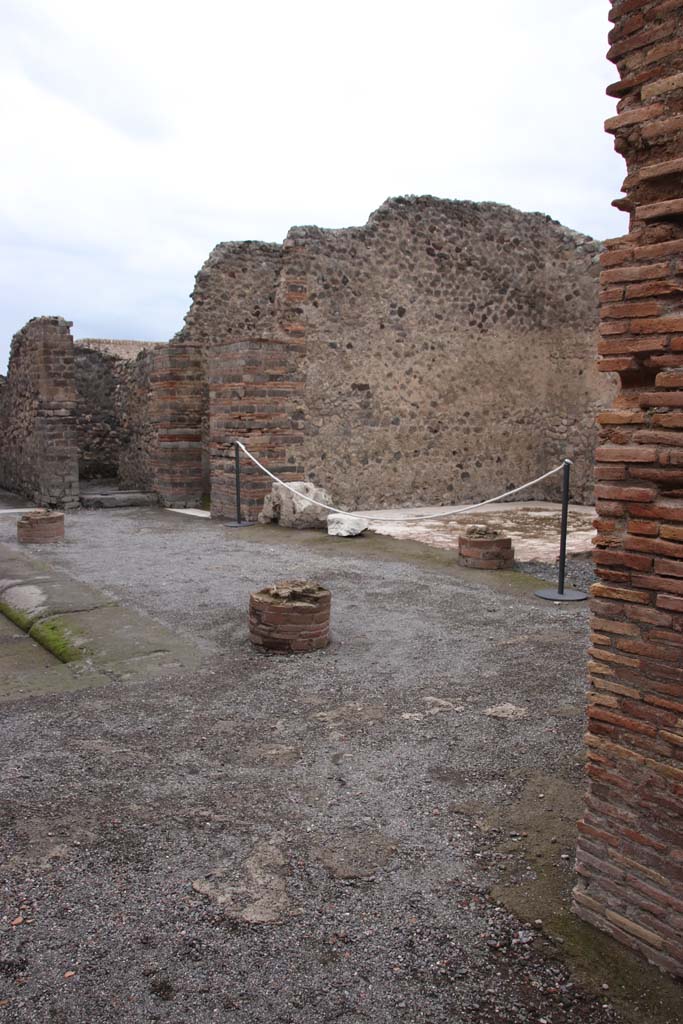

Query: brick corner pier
[573,0,683,977]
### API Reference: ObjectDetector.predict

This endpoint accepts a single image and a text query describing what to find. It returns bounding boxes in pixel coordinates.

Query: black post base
[223,521,257,529]
[535,587,588,602]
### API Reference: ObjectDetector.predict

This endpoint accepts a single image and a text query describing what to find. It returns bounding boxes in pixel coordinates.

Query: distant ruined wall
[0,201,618,516]
[574,0,683,979]
[180,197,614,517]
[73,337,204,505]
[0,324,170,502]
[76,338,161,360]
[73,344,129,479]
[291,198,613,509]
[0,317,79,508]
[116,349,158,492]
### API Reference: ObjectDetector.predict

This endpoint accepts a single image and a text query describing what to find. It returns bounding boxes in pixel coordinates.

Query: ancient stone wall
[180,198,614,518]
[116,349,157,492]
[573,0,683,978]
[0,317,79,508]
[73,337,204,505]
[0,324,168,502]
[290,198,612,510]
[73,345,128,479]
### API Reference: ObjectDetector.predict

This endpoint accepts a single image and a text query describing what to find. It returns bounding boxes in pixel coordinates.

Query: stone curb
[0,542,202,701]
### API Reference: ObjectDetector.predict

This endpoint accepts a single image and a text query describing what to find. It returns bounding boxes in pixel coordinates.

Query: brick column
[573,1,683,977]
[208,338,304,520]
[149,343,205,506]
[34,318,80,509]
[208,237,308,521]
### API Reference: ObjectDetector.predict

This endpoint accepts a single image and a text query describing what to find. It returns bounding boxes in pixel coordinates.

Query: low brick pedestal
[458,524,513,569]
[17,510,65,544]
[249,580,331,653]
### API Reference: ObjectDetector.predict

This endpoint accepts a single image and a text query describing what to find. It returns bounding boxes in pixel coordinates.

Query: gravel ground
[516,556,597,595]
[0,509,679,1023]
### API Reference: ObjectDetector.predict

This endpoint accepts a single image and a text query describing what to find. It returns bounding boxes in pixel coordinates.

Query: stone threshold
[0,543,201,702]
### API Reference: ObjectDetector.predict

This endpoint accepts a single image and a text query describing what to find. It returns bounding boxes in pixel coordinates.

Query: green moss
[0,600,33,633]
[200,494,212,511]
[29,617,84,663]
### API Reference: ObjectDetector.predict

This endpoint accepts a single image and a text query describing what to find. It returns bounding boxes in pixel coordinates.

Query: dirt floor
[1,505,682,1023]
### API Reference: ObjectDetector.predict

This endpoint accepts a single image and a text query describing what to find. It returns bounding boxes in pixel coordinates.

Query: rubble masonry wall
[181,198,615,518]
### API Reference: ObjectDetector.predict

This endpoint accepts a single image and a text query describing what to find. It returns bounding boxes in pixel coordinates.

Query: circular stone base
[458,533,514,570]
[17,510,65,544]
[249,579,331,653]
[535,588,588,602]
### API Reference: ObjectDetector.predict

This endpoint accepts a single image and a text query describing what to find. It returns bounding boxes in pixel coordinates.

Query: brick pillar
[34,317,80,509]
[208,237,308,521]
[208,338,304,520]
[149,343,205,506]
[573,1,683,977]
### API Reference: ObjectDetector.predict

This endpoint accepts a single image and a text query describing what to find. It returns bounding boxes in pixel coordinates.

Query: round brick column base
[249,580,331,653]
[17,510,65,544]
[458,532,514,570]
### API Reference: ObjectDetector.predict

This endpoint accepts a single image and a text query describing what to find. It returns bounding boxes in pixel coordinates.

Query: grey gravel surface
[516,557,597,596]
[0,509,673,1023]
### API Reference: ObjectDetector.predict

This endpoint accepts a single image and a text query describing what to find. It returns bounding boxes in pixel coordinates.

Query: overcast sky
[0,0,625,374]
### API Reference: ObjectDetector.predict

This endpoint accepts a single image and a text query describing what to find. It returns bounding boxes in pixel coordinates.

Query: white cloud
[0,0,625,372]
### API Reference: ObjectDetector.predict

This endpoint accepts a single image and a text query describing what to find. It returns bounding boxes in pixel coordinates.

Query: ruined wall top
[180,195,604,350]
[75,338,163,361]
[285,195,603,335]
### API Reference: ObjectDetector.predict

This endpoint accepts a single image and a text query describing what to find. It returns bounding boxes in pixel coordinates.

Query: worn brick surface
[0,318,79,508]
[574,0,683,980]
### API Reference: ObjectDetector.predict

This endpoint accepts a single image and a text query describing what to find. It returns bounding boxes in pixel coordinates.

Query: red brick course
[574,0,683,978]
[457,534,514,570]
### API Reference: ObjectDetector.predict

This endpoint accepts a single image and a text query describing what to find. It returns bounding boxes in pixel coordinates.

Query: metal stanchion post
[235,442,242,524]
[224,441,255,529]
[535,459,587,602]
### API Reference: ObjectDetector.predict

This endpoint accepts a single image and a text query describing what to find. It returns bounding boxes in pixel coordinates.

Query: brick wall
[179,198,615,519]
[148,341,205,507]
[0,323,185,503]
[116,349,157,491]
[0,317,79,508]
[182,241,304,518]
[73,345,128,479]
[573,0,683,978]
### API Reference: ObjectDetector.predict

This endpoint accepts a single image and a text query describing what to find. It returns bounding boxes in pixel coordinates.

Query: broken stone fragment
[484,703,528,720]
[191,838,290,923]
[464,523,501,539]
[261,579,327,604]
[327,513,369,537]
[258,481,333,529]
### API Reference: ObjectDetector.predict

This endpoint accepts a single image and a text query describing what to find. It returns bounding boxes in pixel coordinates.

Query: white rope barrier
[233,441,569,523]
